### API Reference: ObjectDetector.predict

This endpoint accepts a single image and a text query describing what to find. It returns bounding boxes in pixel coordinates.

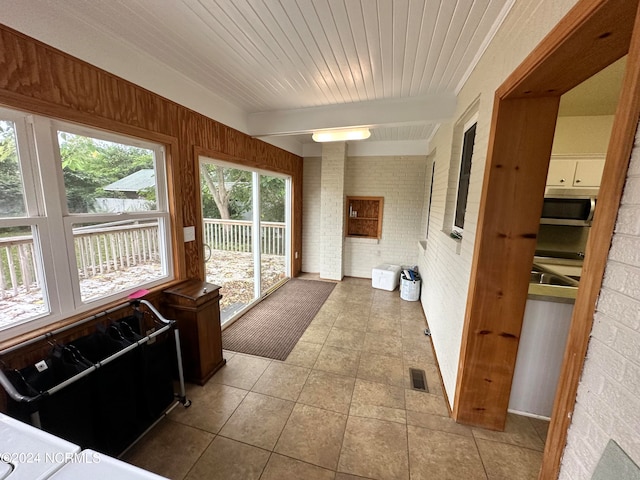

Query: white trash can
[400,272,421,301]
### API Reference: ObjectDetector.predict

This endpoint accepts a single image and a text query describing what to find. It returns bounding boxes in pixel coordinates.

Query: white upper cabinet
[546,155,605,188]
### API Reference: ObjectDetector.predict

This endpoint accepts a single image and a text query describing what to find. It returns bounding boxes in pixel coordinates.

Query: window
[0,106,172,337]
[453,120,477,235]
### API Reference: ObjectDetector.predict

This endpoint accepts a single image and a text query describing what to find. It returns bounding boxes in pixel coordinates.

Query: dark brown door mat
[221,278,335,361]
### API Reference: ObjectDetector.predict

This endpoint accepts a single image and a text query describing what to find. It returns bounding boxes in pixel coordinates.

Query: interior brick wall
[320,143,347,280]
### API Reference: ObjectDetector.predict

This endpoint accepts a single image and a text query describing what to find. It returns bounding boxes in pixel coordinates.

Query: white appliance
[48,450,168,480]
[372,264,401,291]
[0,413,80,480]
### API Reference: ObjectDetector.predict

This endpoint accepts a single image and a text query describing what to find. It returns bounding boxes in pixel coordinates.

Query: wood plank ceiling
[0,0,514,146]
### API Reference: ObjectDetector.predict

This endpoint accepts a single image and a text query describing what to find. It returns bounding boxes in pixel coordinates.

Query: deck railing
[203,219,285,256]
[1,219,285,298]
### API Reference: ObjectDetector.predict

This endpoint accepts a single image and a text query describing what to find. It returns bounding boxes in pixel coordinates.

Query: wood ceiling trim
[497,0,636,100]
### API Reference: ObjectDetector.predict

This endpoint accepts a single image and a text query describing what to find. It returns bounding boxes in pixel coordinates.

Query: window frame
[452,116,478,237]
[0,107,173,339]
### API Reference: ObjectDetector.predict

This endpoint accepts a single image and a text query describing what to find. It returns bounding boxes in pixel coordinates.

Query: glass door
[200,162,255,324]
[200,159,291,326]
[259,174,288,295]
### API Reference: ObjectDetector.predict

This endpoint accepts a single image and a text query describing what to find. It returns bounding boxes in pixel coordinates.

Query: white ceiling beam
[247,94,456,137]
[302,139,429,158]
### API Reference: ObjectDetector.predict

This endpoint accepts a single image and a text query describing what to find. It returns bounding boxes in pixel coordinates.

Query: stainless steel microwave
[540,195,596,226]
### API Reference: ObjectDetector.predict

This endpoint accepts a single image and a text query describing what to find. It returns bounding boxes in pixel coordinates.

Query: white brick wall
[302,157,321,273]
[302,154,428,277]
[559,123,640,479]
[343,156,428,278]
[320,142,347,280]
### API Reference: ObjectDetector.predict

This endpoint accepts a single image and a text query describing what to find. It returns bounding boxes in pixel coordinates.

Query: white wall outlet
[183,226,196,242]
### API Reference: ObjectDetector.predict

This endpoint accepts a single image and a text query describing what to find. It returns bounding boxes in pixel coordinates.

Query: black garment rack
[0,299,191,454]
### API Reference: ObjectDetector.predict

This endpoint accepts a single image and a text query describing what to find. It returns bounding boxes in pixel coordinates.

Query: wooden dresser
[163,280,225,385]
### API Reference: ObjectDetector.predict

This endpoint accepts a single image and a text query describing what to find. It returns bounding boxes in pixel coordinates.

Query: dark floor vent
[409,368,429,392]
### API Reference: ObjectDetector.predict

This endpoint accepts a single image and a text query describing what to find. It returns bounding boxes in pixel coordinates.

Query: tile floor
[124,277,549,480]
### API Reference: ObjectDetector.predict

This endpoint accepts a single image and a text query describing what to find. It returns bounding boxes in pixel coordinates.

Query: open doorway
[199,157,291,326]
[507,57,626,422]
[451,1,640,478]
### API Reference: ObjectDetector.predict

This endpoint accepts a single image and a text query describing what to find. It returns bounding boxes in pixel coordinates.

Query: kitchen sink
[530,265,580,287]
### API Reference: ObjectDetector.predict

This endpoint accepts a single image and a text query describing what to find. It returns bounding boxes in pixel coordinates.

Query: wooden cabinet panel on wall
[345,196,384,239]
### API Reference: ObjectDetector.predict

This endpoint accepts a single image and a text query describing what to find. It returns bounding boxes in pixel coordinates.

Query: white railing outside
[73,223,160,279]
[1,219,285,299]
[203,219,285,255]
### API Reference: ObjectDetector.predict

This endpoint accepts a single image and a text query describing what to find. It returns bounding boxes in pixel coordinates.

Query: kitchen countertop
[527,257,581,303]
[528,282,577,303]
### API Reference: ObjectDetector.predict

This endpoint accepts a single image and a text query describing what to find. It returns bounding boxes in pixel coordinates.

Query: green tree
[0,121,25,217]
[58,132,155,212]
[200,165,251,219]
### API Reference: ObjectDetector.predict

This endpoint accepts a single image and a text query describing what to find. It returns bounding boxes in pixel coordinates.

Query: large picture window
[0,107,172,337]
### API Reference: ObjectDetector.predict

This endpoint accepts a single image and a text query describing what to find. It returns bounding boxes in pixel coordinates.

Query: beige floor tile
[357,351,405,387]
[406,411,473,437]
[298,369,356,414]
[123,419,213,480]
[261,454,335,480]
[313,345,361,377]
[405,389,449,416]
[333,312,369,332]
[349,403,406,425]
[529,417,550,443]
[407,425,486,480]
[400,319,428,338]
[169,382,248,433]
[476,438,543,480]
[472,413,545,451]
[275,403,348,470]
[219,392,294,450]
[325,327,366,350]
[362,333,403,358]
[309,309,339,327]
[210,353,271,390]
[335,474,375,480]
[402,337,435,365]
[398,304,425,320]
[284,341,323,368]
[351,378,406,424]
[338,416,409,480]
[223,350,236,361]
[367,316,402,336]
[251,362,310,401]
[321,298,347,311]
[300,324,333,344]
[370,304,401,318]
[185,436,270,480]
[352,379,405,409]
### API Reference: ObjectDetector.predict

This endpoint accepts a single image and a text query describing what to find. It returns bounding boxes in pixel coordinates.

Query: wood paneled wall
[0,24,303,330]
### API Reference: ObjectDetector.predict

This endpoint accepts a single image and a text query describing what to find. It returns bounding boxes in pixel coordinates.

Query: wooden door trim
[452,0,640,477]
[541,2,640,477]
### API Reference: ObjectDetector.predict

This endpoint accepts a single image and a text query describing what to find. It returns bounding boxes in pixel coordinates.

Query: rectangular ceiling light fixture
[312,128,371,142]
